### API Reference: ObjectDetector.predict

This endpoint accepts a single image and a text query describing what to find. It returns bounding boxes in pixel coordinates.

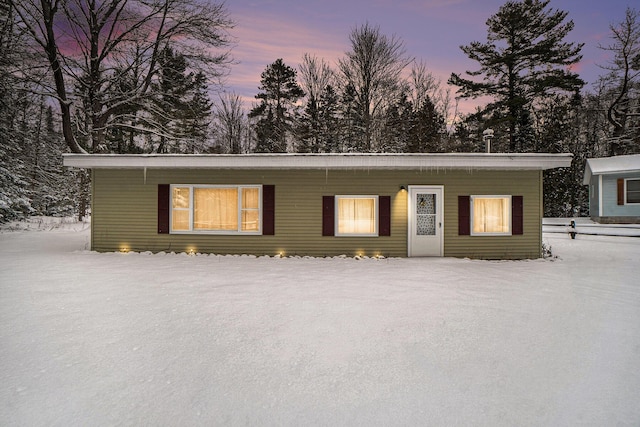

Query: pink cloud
[224,9,346,103]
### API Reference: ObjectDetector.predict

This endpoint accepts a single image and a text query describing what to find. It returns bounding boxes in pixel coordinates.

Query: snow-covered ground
[1,219,639,426]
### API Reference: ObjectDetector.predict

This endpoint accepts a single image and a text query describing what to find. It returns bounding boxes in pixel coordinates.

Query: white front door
[408,186,444,257]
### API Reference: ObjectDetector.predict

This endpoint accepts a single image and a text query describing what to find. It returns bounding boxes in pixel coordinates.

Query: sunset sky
[223,0,633,113]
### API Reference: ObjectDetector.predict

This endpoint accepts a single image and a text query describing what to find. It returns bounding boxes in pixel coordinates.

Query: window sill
[170,231,263,236]
[470,233,513,237]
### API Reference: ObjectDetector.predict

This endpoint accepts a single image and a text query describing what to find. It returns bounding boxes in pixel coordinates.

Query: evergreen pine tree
[539,94,590,217]
[249,59,305,153]
[153,46,192,153]
[380,94,412,153]
[339,83,362,152]
[297,93,322,153]
[32,106,76,216]
[180,72,213,153]
[318,85,341,153]
[0,8,32,222]
[449,0,584,151]
[0,108,32,222]
[406,97,445,153]
[143,47,214,153]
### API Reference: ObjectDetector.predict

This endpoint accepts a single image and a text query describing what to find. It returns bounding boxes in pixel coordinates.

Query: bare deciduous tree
[212,92,245,154]
[338,23,412,151]
[598,7,640,155]
[10,0,234,153]
[409,61,452,128]
[299,53,334,105]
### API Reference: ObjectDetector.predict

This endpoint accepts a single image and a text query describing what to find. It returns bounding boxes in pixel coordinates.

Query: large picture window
[335,196,378,236]
[626,179,640,204]
[471,195,511,235]
[170,185,262,234]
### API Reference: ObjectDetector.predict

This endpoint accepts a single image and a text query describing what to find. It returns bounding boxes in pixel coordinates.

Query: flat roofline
[583,154,640,184]
[63,153,573,171]
[584,168,640,182]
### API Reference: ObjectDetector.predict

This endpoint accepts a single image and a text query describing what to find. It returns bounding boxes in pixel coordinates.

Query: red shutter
[322,196,335,236]
[618,178,625,205]
[378,196,391,236]
[262,185,275,235]
[158,184,170,234]
[512,195,523,235]
[458,196,470,235]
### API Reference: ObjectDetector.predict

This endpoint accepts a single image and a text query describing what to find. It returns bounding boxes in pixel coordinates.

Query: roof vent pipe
[482,128,494,153]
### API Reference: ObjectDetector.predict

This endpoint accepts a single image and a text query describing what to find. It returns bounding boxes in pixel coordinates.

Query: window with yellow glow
[336,196,378,236]
[471,196,511,235]
[171,187,191,231]
[194,188,238,230]
[241,187,260,231]
[170,185,261,234]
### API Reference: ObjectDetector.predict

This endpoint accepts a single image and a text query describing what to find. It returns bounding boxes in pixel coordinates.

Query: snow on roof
[583,154,640,184]
[63,153,572,171]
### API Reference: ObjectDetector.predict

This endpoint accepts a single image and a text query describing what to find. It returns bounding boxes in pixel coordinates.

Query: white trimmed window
[335,196,378,236]
[626,179,640,204]
[471,195,511,235]
[170,185,262,234]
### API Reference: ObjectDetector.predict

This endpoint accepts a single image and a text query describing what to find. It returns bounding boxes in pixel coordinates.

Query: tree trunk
[77,170,90,221]
[40,0,86,154]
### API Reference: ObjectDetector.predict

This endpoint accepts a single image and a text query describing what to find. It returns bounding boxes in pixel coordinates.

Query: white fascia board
[590,169,640,177]
[585,154,640,177]
[63,153,573,171]
[582,162,593,185]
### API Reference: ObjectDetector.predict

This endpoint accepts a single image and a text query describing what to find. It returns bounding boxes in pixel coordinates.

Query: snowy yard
[1,219,639,426]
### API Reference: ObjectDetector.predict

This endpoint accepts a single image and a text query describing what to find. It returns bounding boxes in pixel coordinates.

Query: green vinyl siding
[91,168,543,259]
